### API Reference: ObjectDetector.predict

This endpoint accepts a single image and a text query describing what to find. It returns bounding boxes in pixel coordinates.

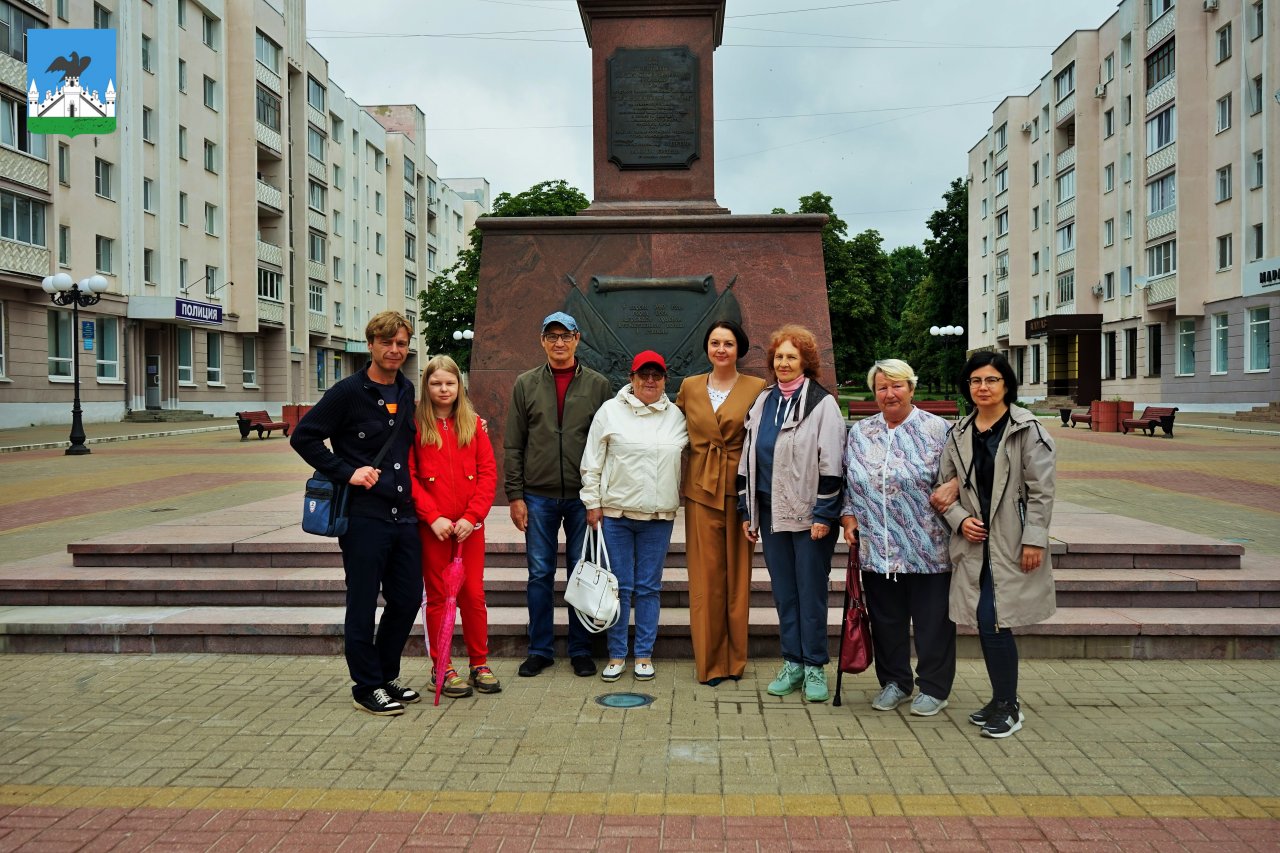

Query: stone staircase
[123,409,215,423]
[1235,402,1280,423]
[0,499,1276,659]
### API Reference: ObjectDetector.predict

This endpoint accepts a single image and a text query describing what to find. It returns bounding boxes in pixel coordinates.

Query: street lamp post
[451,329,474,343]
[930,324,966,414]
[42,273,109,456]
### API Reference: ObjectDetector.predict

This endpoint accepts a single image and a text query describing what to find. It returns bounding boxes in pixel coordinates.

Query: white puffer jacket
[580,386,689,520]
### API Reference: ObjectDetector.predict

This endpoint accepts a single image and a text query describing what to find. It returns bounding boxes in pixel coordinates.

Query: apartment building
[967,0,1276,409]
[0,0,485,428]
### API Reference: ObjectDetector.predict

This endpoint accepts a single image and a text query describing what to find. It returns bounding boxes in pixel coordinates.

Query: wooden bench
[1068,401,1098,428]
[1122,405,1179,437]
[236,410,290,440]
[847,400,960,419]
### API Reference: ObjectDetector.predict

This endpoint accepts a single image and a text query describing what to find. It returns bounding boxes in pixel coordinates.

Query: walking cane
[832,530,858,708]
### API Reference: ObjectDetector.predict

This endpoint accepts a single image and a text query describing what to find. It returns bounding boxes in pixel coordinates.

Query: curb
[0,424,239,454]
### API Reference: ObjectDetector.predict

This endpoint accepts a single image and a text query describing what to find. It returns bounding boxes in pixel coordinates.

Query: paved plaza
[0,416,1278,850]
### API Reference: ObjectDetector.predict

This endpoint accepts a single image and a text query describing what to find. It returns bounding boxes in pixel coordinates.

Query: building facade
[967,0,1276,410]
[0,0,486,428]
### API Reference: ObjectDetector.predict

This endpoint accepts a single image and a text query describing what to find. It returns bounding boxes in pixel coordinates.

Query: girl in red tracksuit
[409,355,499,698]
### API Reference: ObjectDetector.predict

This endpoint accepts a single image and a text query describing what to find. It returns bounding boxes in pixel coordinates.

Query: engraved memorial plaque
[607,47,700,170]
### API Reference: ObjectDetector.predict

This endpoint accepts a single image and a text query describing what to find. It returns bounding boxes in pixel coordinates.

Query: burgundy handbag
[833,537,873,706]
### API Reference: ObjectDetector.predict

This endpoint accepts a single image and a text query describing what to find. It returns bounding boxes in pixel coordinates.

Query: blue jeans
[524,493,592,659]
[758,497,836,666]
[601,516,674,660]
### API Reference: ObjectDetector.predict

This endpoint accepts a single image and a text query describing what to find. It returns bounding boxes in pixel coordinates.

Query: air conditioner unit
[1020,121,1034,132]
[1203,0,1219,11]
[1094,83,1107,98]
[1091,284,1105,296]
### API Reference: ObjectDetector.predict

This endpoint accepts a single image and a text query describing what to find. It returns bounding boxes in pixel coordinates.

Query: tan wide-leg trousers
[685,496,753,683]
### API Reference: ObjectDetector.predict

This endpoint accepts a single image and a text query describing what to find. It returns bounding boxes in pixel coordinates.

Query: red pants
[420,530,489,669]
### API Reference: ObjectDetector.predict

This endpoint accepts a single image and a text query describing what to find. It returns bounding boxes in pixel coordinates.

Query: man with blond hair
[292,311,423,716]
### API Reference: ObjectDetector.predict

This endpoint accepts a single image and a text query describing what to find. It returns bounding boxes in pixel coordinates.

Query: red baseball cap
[630,350,667,373]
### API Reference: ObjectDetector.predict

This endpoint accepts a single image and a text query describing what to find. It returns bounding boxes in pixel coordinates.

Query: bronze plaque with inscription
[607,47,700,170]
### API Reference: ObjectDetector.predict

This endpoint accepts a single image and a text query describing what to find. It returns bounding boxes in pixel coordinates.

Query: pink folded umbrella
[433,539,466,706]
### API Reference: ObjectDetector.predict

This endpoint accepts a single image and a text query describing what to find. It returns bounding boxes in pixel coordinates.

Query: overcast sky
[306,0,1119,252]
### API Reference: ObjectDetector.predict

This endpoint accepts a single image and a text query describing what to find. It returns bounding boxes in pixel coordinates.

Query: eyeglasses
[541,332,577,343]
[967,376,1004,387]
[635,369,666,381]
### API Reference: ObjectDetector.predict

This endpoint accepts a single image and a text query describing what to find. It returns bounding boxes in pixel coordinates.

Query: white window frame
[1147,239,1177,279]
[1056,168,1075,203]
[95,234,113,274]
[996,210,1008,237]
[1211,313,1230,375]
[1216,23,1232,63]
[1176,318,1196,376]
[177,327,193,384]
[1122,265,1133,296]
[204,203,218,236]
[1216,165,1232,202]
[1246,307,1271,372]
[1104,271,1115,300]
[94,158,113,199]
[1217,234,1232,270]
[203,75,218,111]
[1056,223,1075,254]
[242,337,257,386]
[308,280,324,314]
[257,268,283,301]
[206,331,222,384]
[95,316,119,381]
[1056,271,1075,305]
[47,309,72,379]
[142,177,155,213]
[1251,150,1264,189]
[1145,106,1175,155]
[1216,94,1232,133]
[1104,219,1115,247]
[1104,163,1115,193]
[1148,172,1176,215]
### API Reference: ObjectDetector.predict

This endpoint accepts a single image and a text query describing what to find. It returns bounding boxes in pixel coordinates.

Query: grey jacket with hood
[938,404,1057,629]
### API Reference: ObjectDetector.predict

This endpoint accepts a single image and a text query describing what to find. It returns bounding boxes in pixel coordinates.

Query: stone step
[122,410,215,423]
[3,562,1278,610]
[1,603,1275,659]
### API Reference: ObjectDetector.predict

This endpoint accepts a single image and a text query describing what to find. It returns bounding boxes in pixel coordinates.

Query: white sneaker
[601,661,625,682]
[910,693,948,716]
[871,682,910,711]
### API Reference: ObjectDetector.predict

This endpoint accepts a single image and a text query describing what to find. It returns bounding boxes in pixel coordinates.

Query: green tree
[922,177,969,393]
[419,180,589,369]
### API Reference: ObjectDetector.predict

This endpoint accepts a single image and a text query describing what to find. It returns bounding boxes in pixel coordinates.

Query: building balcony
[257,298,285,326]
[256,178,283,212]
[1056,197,1077,222]
[307,260,327,281]
[1146,208,1176,240]
[995,145,1008,170]
[255,121,282,157]
[1055,146,1076,173]
[306,157,326,181]
[1145,274,1177,305]
[997,320,1010,339]
[254,62,282,95]
[308,310,329,334]
[307,104,326,131]
[1145,76,1175,114]
[306,209,326,232]
[1054,301,1075,315]
[256,240,284,266]
[1056,249,1075,273]
[0,52,25,91]
[0,145,49,192]
[1146,6,1176,51]
[0,238,50,278]
[1146,141,1176,178]
[1055,91,1076,124]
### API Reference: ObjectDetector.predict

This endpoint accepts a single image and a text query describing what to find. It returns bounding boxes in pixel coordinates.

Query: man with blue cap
[504,311,613,677]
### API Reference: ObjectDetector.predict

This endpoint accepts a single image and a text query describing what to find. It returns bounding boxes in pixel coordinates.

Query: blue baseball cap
[541,312,579,333]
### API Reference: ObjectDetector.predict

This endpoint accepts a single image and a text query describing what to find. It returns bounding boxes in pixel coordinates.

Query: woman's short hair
[766,325,821,380]
[866,358,918,393]
[958,350,1018,406]
[702,320,749,359]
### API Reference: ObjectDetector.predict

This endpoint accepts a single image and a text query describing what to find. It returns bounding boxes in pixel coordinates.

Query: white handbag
[565,527,620,633]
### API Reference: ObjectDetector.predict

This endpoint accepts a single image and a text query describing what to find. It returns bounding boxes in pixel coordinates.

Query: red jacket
[408,417,497,526]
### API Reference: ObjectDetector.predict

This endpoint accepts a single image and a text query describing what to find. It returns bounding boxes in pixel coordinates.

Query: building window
[1056,271,1075,305]
[1212,313,1229,374]
[334,302,344,327]
[1105,272,1117,301]
[95,235,113,273]
[202,13,218,49]
[307,76,326,112]
[1146,38,1175,92]
[1176,319,1196,375]
[203,76,217,110]
[142,177,155,213]
[1031,162,1039,185]
[405,272,417,299]
[58,224,69,265]
[1104,219,1114,247]
[1249,150,1262,190]
[994,123,1007,151]
[995,210,1008,236]
[427,248,437,271]
[1147,240,1176,278]
[1251,75,1264,115]
[1148,172,1176,214]
[1253,224,1265,261]
[307,126,325,161]
[982,274,988,295]
[1124,328,1138,378]
[1122,152,1132,182]
[47,309,71,378]
[1145,106,1175,154]
[404,156,415,183]
[178,126,187,159]
[255,31,280,73]
[1122,265,1133,296]
[0,1,43,62]
[255,86,280,131]
[93,2,111,28]
[0,301,5,376]
[177,327,193,383]
[178,191,188,225]
[308,280,324,313]
[1032,295,1040,317]
[1249,1,1264,40]
[1056,168,1075,203]
[1247,307,1271,372]
[94,158,113,199]
[258,269,282,301]
[144,248,155,284]
[1053,62,1075,101]
[1031,344,1042,384]
[242,337,257,385]
[375,232,385,255]
[1216,165,1232,202]
[1121,34,1132,65]
[376,273,384,295]
[57,143,69,184]
[307,180,326,211]
[0,94,46,158]
[1216,94,1231,132]
[141,34,153,71]
[95,316,118,380]
[994,168,1007,194]
[203,139,217,173]
[981,198,988,219]
[1103,53,1114,82]
[56,0,68,21]
[996,292,1009,325]
[1148,0,1174,22]
[1103,109,1114,138]
[0,190,47,246]
[1216,23,1232,63]
[1217,234,1232,270]
[1031,206,1039,230]
[308,231,326,264]
[141,106,155,143]
[178,59,186,92]
[374,191,384,214]
[1123,94,1131,125]
[1056,223,1075,254]
[1031,252,1039,276]
[1147,324,1162,377]
[179,258,188,292]
[1104,163,1114,193]
[1103,332,1117,380]
[996,251,1009,281]
[1124,210,1133,238]
[405,232,416,261]
[204,203,218,236]
[206,332,222,384]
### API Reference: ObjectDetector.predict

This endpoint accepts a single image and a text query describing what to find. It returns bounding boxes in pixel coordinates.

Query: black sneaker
[517,654,554,677]
[353,688,404,716]
[571,655,597,677]
[968,699,999,726]
[384,678,421,704]
[980,700,1024,738]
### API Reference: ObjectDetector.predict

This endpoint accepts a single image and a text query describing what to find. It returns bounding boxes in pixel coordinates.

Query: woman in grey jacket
[738,325,845,704]
[938,351,1056,738]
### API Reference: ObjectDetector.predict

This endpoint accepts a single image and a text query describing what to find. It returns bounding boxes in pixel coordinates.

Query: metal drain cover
[595,692,654,708]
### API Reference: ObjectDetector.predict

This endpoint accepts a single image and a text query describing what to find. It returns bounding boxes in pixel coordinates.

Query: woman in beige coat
[938,351,1056,739]
[676,321,767,686]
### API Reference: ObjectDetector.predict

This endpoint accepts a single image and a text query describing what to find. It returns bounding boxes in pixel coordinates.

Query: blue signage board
[175,298,222,325]
[81,320,94,339]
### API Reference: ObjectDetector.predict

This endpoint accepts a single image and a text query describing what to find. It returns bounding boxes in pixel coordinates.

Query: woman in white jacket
[581,351,689,682]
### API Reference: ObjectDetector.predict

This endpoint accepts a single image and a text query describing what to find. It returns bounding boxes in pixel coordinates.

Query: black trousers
[338,516,423,698]
[863,571,956,700]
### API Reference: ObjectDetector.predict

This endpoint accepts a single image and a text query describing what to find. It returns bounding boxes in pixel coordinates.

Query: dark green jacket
[504,361,612,501]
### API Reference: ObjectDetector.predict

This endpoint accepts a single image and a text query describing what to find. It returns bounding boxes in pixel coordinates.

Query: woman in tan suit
[676,320,767,686]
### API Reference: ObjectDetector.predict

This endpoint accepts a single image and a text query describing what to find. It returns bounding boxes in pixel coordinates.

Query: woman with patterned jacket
[840,359,957,717]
